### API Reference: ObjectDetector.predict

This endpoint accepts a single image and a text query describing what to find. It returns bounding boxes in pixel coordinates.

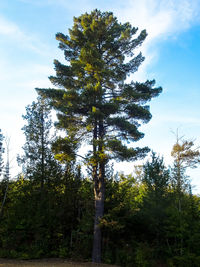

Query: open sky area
[0,0,200,192]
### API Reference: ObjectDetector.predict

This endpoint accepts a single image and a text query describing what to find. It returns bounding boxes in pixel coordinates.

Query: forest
[0,9,200,267]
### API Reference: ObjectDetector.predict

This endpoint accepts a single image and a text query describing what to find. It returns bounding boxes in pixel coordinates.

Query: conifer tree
[0,137,10,218]
[171,133,200,255]
[171,134,200,199]
[37,10,162,262]
[143,152,169,197]
[0,130,4,177]
[142,152,170,246]
[18,97,59,190]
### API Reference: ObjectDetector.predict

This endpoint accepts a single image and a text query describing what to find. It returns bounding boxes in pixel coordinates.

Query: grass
[0,258,119,267]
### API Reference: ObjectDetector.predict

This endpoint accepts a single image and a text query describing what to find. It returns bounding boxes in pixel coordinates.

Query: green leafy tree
[37,9,162,262]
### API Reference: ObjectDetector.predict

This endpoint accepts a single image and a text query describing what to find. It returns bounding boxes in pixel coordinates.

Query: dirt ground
[0,258,119,267]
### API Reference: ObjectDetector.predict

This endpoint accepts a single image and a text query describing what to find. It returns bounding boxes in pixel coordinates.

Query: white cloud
[16,0,200,64]
[0,15,52,55]
[110,0,200,81]
[115,0,200,40]
[0,17,21,35]
[147,115,200,127]
[17,0,200,43]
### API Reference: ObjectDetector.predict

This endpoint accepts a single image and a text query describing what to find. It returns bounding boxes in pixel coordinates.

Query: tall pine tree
[37,10,162,262]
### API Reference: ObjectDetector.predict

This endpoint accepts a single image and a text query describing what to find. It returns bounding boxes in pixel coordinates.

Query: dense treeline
[0,116,200,266]
[1,9,200,267]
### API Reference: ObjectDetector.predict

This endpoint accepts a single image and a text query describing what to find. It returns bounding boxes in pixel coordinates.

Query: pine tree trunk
[92,121,105,263]
[92,163,105,263]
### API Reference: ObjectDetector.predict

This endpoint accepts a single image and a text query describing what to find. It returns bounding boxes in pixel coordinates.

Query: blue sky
[0,0,200,192]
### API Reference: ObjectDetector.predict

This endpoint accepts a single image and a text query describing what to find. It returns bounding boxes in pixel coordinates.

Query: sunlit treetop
[37,9,162,162]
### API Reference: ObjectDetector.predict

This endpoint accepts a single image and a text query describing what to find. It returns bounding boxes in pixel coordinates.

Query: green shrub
[171,253,200,267]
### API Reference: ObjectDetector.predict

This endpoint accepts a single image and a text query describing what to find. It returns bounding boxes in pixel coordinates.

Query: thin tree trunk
[177,156,183,255]
[40,109,45,191]
[0,179,9,218]
[0,140,10,218]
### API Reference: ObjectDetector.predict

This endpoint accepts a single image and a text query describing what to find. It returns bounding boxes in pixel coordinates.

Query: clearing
[0,258,119,267]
